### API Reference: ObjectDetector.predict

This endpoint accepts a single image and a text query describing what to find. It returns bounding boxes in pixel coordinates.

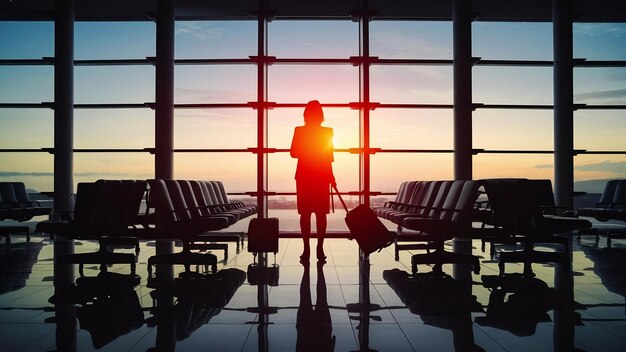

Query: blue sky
[0,20,625,192]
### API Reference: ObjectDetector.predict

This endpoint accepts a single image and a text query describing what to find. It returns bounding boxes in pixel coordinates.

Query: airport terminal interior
[1,1,626,351]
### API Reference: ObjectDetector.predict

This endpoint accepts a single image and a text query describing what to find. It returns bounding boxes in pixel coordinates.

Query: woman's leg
[300,212,312,260]
[315,212,327,260]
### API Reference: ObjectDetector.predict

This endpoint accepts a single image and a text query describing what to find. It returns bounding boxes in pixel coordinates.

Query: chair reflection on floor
[147,268,246,350]
[580,244,626,314]
[297,262,335,352]
[383,268,484,352]
[0,241,44,295]
[51,271,144,349]
[476,274,566,337]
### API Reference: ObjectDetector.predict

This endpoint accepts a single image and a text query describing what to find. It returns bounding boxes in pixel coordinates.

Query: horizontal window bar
[3,148,625,155]
[2,102,625,110]
[3,58,625,67]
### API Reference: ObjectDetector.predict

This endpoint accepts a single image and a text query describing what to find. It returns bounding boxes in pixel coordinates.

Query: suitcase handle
[332,184,349,213]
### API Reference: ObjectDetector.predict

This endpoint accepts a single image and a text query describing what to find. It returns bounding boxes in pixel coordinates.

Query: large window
[0,22,55,193]
[1,17,626,221]
[572,23,626,190]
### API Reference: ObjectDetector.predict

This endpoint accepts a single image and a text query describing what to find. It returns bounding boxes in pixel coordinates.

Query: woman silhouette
[290,100,336,262]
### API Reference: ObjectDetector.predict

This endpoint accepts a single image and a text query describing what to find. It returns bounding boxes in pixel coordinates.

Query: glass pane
[473,67,553,104]
[473,22,553,60]
[473,110,553,150]
[0,109,53,148]
[574,23,626,60]
[371,154,454,192]
[371,109,453,149]
[575,154,626,182]
[370,21,452,59]
[0,66,53,102]
[0,153,53,193]
[269,20,358,58]
[370,65,452,104]
[75,66,154,103]
[474,154,554,180]
[575,110,626,150]
[268,199,299,231]
[268,153,297,193]
[175,65,256,103]
[74,153,154,185]
[173,153,256,193]
[175,109,255,148]
[0,21,54,59]
[75,22,155,59]
[574,68,626,105]
[74,109,154,149]
[175,21,256,59]
[268,204,350,232]
[268,65,358,103]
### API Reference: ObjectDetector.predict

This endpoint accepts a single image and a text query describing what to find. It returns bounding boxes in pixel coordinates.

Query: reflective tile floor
[0,230,625,351]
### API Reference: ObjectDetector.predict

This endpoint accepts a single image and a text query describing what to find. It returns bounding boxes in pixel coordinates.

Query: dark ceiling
[1,0,625,22]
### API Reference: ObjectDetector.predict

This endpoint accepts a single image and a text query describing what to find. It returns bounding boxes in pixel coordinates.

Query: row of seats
[37,180,148,275]
[372,180,483,274]
[481,179,591,275]
[0,182,52,222]
[578,179,626,221]
[374,179,592,276]
[36,179,256,276]
[1,181,52,244]
[143,179,258,275]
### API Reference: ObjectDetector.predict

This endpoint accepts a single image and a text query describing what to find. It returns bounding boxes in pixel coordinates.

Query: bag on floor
[247,217,279,253]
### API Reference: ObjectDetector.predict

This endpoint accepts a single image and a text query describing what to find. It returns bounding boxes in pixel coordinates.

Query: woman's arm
[290,128,301,158]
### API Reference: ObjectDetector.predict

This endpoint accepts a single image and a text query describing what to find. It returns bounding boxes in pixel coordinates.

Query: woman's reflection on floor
[297,262,336,352]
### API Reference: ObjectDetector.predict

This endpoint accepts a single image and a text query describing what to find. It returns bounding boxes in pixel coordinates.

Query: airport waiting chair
[36,180,147,276]
[482,178,591,276]
[527,179,570,216]
[184,180,244,250]
[163,180,237,255]
[577,180,626,246]
[401,180,483,276]
[145,179,230,277]
[577,180,621,221]
[1,182,52,243]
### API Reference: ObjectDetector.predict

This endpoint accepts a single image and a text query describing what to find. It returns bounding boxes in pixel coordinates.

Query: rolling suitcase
[333,185,394,255]
[247,217,279,286]
[247,217,279,253]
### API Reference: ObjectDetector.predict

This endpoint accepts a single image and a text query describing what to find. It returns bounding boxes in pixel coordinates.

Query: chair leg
[411,249,480,276]
[147,250,218,277]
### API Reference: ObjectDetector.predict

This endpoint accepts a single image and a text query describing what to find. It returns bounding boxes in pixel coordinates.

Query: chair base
[498,249,568,277]
[147,250,218,277]
[57,250,136,276]
[0,226,30,245]
[411,249,481,276]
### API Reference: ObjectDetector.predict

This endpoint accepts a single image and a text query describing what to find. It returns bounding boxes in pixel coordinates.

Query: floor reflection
[383,268,484,352]
[54,272,143,349]
[148,268,246,351]
[476,274,569,336]
[0,237,625,351]
[0,241,44,294]
[297,262,335,352]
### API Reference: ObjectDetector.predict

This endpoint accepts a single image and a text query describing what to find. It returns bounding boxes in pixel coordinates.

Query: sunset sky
[1,20,625,194]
